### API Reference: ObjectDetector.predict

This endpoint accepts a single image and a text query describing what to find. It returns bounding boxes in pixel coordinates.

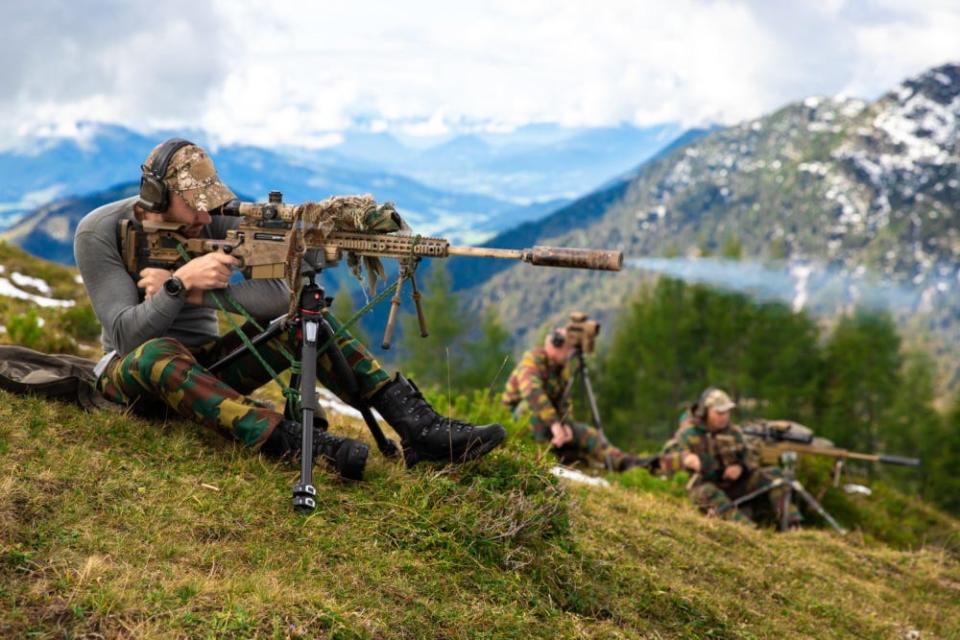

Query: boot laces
[399,383,474,436]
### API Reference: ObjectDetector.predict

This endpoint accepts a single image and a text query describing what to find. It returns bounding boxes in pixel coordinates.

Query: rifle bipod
[208,272,400,513]
[715,451,847,534]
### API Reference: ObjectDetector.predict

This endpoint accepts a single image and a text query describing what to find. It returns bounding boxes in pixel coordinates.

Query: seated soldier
[658,387,801,527]
[74,138,506,477]
[502,327,643,471]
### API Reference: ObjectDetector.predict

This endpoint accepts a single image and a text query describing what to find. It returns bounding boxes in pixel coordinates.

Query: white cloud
[0,0,957,148]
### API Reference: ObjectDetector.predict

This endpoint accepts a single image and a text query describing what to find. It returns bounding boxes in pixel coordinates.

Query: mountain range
[463,63,960,387]
[0,121,682,245]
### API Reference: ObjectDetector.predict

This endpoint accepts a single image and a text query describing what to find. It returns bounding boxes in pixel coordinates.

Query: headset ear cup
[696,386,716,421]
[138,138,193,213]
[550,330,565,348]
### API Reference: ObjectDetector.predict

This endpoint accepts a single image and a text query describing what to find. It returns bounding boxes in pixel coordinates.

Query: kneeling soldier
[659,387,801,527]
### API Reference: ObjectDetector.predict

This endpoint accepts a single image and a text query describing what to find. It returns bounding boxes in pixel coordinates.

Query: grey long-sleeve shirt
[75,197,290,355]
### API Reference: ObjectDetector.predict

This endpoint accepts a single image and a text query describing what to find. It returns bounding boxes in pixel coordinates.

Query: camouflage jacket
[502,347,570,438]
[658,420,752,483]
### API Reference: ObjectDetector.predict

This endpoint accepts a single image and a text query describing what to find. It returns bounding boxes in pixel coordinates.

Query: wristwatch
[163,275,186,299]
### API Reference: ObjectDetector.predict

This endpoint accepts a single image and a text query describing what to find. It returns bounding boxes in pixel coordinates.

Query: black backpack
[0,345,117,411]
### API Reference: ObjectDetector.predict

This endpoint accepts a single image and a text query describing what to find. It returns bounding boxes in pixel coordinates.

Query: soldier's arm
[516,362,561,438]
[198,278,290,321]
[658,427,699,474]
[75,225,184,355]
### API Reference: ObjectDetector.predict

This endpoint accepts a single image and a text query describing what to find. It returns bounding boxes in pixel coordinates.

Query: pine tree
[885,350,942,495]
[397,264,471,391]
[460,307,513,393]
[818,309,902,452]
[330,286,371,346]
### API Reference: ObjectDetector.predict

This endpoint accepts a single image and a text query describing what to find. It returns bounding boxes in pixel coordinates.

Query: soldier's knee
[689,482,727,506]
[138,337,191,359]
[133,337,195,380]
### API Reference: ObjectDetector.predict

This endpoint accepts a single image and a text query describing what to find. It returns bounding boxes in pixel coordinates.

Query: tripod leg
[574,351,614,472]
[792,481,847,535]
[292,315,319,514]
[714,478,785,516]
[780,481,793,532]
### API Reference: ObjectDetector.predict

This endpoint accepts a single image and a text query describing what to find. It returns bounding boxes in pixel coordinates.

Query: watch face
[164,277,183,296]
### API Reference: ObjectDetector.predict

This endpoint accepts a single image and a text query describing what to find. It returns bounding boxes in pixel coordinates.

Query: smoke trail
[625,257,944,315]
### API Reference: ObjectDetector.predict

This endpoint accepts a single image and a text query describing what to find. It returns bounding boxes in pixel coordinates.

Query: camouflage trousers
[535,420,628,468]
[689,466,803,527]
[96,314,390,449]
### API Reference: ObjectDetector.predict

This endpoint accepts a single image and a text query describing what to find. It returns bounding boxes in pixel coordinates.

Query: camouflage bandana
[144,143,236,212]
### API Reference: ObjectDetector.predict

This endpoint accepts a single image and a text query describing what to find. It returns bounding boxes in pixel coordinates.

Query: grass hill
[2,390,960,639]
[2,227,960,639]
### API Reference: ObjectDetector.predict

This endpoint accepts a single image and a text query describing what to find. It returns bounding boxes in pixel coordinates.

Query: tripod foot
[292,483,317,514]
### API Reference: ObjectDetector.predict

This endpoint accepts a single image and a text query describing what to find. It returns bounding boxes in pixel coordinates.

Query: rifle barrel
[764,443,921,466]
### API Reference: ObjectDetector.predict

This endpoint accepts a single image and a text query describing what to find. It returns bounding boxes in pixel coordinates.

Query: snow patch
[317,387,384,423]
[11,272,52,295]
[0,277,75,307]
[551,466,611,487]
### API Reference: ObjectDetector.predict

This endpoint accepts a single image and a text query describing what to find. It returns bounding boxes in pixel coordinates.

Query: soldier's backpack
[0,345,116,411]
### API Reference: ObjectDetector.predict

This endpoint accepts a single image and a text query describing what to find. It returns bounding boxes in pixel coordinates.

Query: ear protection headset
[550,328,565,348]
[694,386,717,420]
[138,138,193,213]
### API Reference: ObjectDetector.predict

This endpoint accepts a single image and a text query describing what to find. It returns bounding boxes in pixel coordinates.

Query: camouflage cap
[144,142,236,212]
[702,388,736,412]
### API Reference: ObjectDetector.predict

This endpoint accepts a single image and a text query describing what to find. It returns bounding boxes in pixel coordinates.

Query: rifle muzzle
[525,247,623,271]
[878,454,921,467]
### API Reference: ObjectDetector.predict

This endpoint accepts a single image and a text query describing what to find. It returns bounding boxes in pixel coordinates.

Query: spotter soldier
[502,327,643,471]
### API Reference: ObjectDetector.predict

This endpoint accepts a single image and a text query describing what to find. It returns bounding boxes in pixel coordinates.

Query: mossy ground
[2,390,959,639]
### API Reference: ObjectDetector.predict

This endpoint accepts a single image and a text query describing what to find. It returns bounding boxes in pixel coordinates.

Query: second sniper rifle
[741,419,920,485]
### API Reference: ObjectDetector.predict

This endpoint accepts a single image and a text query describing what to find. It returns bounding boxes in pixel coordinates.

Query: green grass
[2,390,959,639]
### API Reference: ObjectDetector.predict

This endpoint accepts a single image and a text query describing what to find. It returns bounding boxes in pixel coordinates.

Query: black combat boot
[371,374,506,468]
[262,420,369,480]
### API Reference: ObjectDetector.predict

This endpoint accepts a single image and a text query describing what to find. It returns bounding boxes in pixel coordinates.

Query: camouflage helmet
[143,142,235,212]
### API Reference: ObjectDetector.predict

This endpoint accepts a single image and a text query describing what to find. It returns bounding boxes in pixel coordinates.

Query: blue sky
[1,0,958,149]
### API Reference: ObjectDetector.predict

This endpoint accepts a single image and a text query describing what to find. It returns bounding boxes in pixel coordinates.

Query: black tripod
[208,269,399,513]
[715,451,847,534]
[560,347,614,471]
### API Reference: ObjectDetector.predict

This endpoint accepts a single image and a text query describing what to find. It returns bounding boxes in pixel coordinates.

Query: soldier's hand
[550,421,574,448]
[137,268,173,299]
[723,464,743,481]
[682,452,701,472]
[174,252,240,292]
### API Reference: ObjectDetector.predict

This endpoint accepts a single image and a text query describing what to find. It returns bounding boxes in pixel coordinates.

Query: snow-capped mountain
[467,63,960,384]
